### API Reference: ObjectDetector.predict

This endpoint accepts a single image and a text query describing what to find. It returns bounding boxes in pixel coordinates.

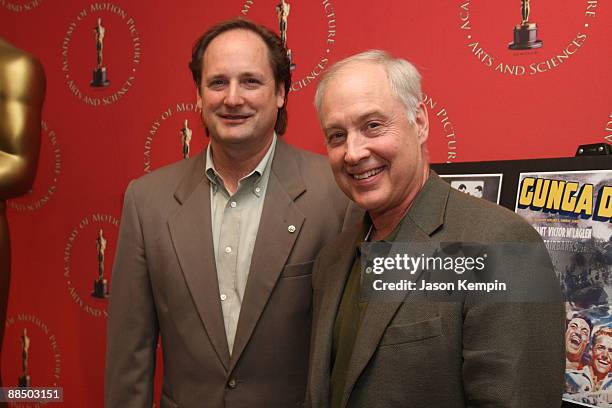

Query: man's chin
[210,130,251,144]
[565,344,580,354]
[350,196,385,214]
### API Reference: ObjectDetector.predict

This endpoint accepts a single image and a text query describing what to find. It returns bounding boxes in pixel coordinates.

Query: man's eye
[367,122,381,130]
[327,133,346,144]
[209,79,226,88]
[244,78,261,87]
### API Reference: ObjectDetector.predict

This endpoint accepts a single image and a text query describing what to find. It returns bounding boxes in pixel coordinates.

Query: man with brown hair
[105,19,352,408]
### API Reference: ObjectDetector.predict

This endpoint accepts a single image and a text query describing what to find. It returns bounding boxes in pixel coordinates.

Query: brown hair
[189,18,291,135]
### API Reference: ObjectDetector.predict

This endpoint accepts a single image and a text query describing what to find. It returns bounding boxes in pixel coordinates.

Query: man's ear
[415,101,429,144]
[276,82,286,109]
[196,88,202,111]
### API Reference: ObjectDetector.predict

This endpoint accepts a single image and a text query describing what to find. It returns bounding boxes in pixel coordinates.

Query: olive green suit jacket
[307,172,565,408]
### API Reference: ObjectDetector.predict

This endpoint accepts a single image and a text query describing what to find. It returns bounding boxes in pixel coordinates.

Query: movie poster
[515,170,612,407]
[440,173,503,204]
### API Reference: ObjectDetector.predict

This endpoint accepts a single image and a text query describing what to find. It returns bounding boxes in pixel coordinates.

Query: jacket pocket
[280,260,314,278]
[379,316,442,346]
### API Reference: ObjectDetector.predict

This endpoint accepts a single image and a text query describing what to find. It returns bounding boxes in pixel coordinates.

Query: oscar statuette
[509,0,543,50]
[0,38,45,401]
[92,229,110,298]
[276,0,296,70]
[91,17,110,87]
[180,119,192,160]
[18,329,31,387]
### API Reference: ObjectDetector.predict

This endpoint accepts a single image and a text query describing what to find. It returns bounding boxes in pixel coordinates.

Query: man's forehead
[323,107,388,128]
[321,69,399,124]
[595,335,612,346]
[321,63,393,117]
[208,28,266,49]
[203,29,271,72]
[330,62,388,92]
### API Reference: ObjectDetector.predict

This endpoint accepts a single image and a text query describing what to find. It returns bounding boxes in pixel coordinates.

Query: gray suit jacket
[105,140,352,408]
[308,172,565,408]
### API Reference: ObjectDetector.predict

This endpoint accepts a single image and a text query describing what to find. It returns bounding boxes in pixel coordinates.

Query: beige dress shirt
[205,135,276,354]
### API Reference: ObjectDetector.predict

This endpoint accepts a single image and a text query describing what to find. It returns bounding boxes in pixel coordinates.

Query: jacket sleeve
[462,229,565,407]
[105,181,159,408]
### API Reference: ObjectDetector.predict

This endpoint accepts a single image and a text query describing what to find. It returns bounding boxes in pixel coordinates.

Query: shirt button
[220,294,227,301]
[228,379,237,389]
[230,201,237,208]
[224,246,232,254]
[255,187,261,193]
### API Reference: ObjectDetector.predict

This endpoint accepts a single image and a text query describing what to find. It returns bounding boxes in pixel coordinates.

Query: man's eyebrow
[239,71,265,77]
[324,109,386,130]
[204,71,266,81]
[204,73,226,82]
[356,109,386,122]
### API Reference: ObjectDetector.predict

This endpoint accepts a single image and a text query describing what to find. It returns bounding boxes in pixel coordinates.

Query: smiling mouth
[219,113,252,120]
[352,167,384,180]
[570,334,582,346]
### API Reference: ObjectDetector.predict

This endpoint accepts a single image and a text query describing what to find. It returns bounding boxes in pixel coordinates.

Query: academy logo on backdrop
[61,2,142,107]
[422,93,460,163]
[63,213,119,318]
[1,314,61,393]
[239,0,338,92]
[143,102,205,174]
[0,0,42,13]
[603,112,612,145]
[458,0,599,76]
[9,120,62,212]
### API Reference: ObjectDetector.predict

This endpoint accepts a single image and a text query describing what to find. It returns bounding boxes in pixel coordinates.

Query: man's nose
[344,133,369,165]
[224,82,244,107]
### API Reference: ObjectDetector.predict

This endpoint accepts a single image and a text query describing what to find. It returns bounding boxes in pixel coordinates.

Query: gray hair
[314,50,422,123]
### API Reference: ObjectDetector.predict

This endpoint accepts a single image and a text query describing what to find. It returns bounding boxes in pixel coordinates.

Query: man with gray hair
[307,50,565,407]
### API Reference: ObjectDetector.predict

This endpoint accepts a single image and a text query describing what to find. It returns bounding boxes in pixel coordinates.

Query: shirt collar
[356,212,402,257]
[205,134,277,194]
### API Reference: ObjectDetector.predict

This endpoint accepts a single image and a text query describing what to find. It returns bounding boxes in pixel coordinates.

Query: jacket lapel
[339,172,451,408]
[168,152,231,370]
[309,221,364,408]
[229,141,306,371]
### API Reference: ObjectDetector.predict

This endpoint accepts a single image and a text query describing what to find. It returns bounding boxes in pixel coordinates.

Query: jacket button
[228,379,237,389]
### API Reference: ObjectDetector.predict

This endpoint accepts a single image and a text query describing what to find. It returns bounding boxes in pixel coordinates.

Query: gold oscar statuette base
[91,67,110,87]
[18,374,30,387]
[92,277,109,299]
[509,22,543,50]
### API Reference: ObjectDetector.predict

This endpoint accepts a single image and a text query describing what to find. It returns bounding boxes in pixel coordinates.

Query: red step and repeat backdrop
[1,0,611,406]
